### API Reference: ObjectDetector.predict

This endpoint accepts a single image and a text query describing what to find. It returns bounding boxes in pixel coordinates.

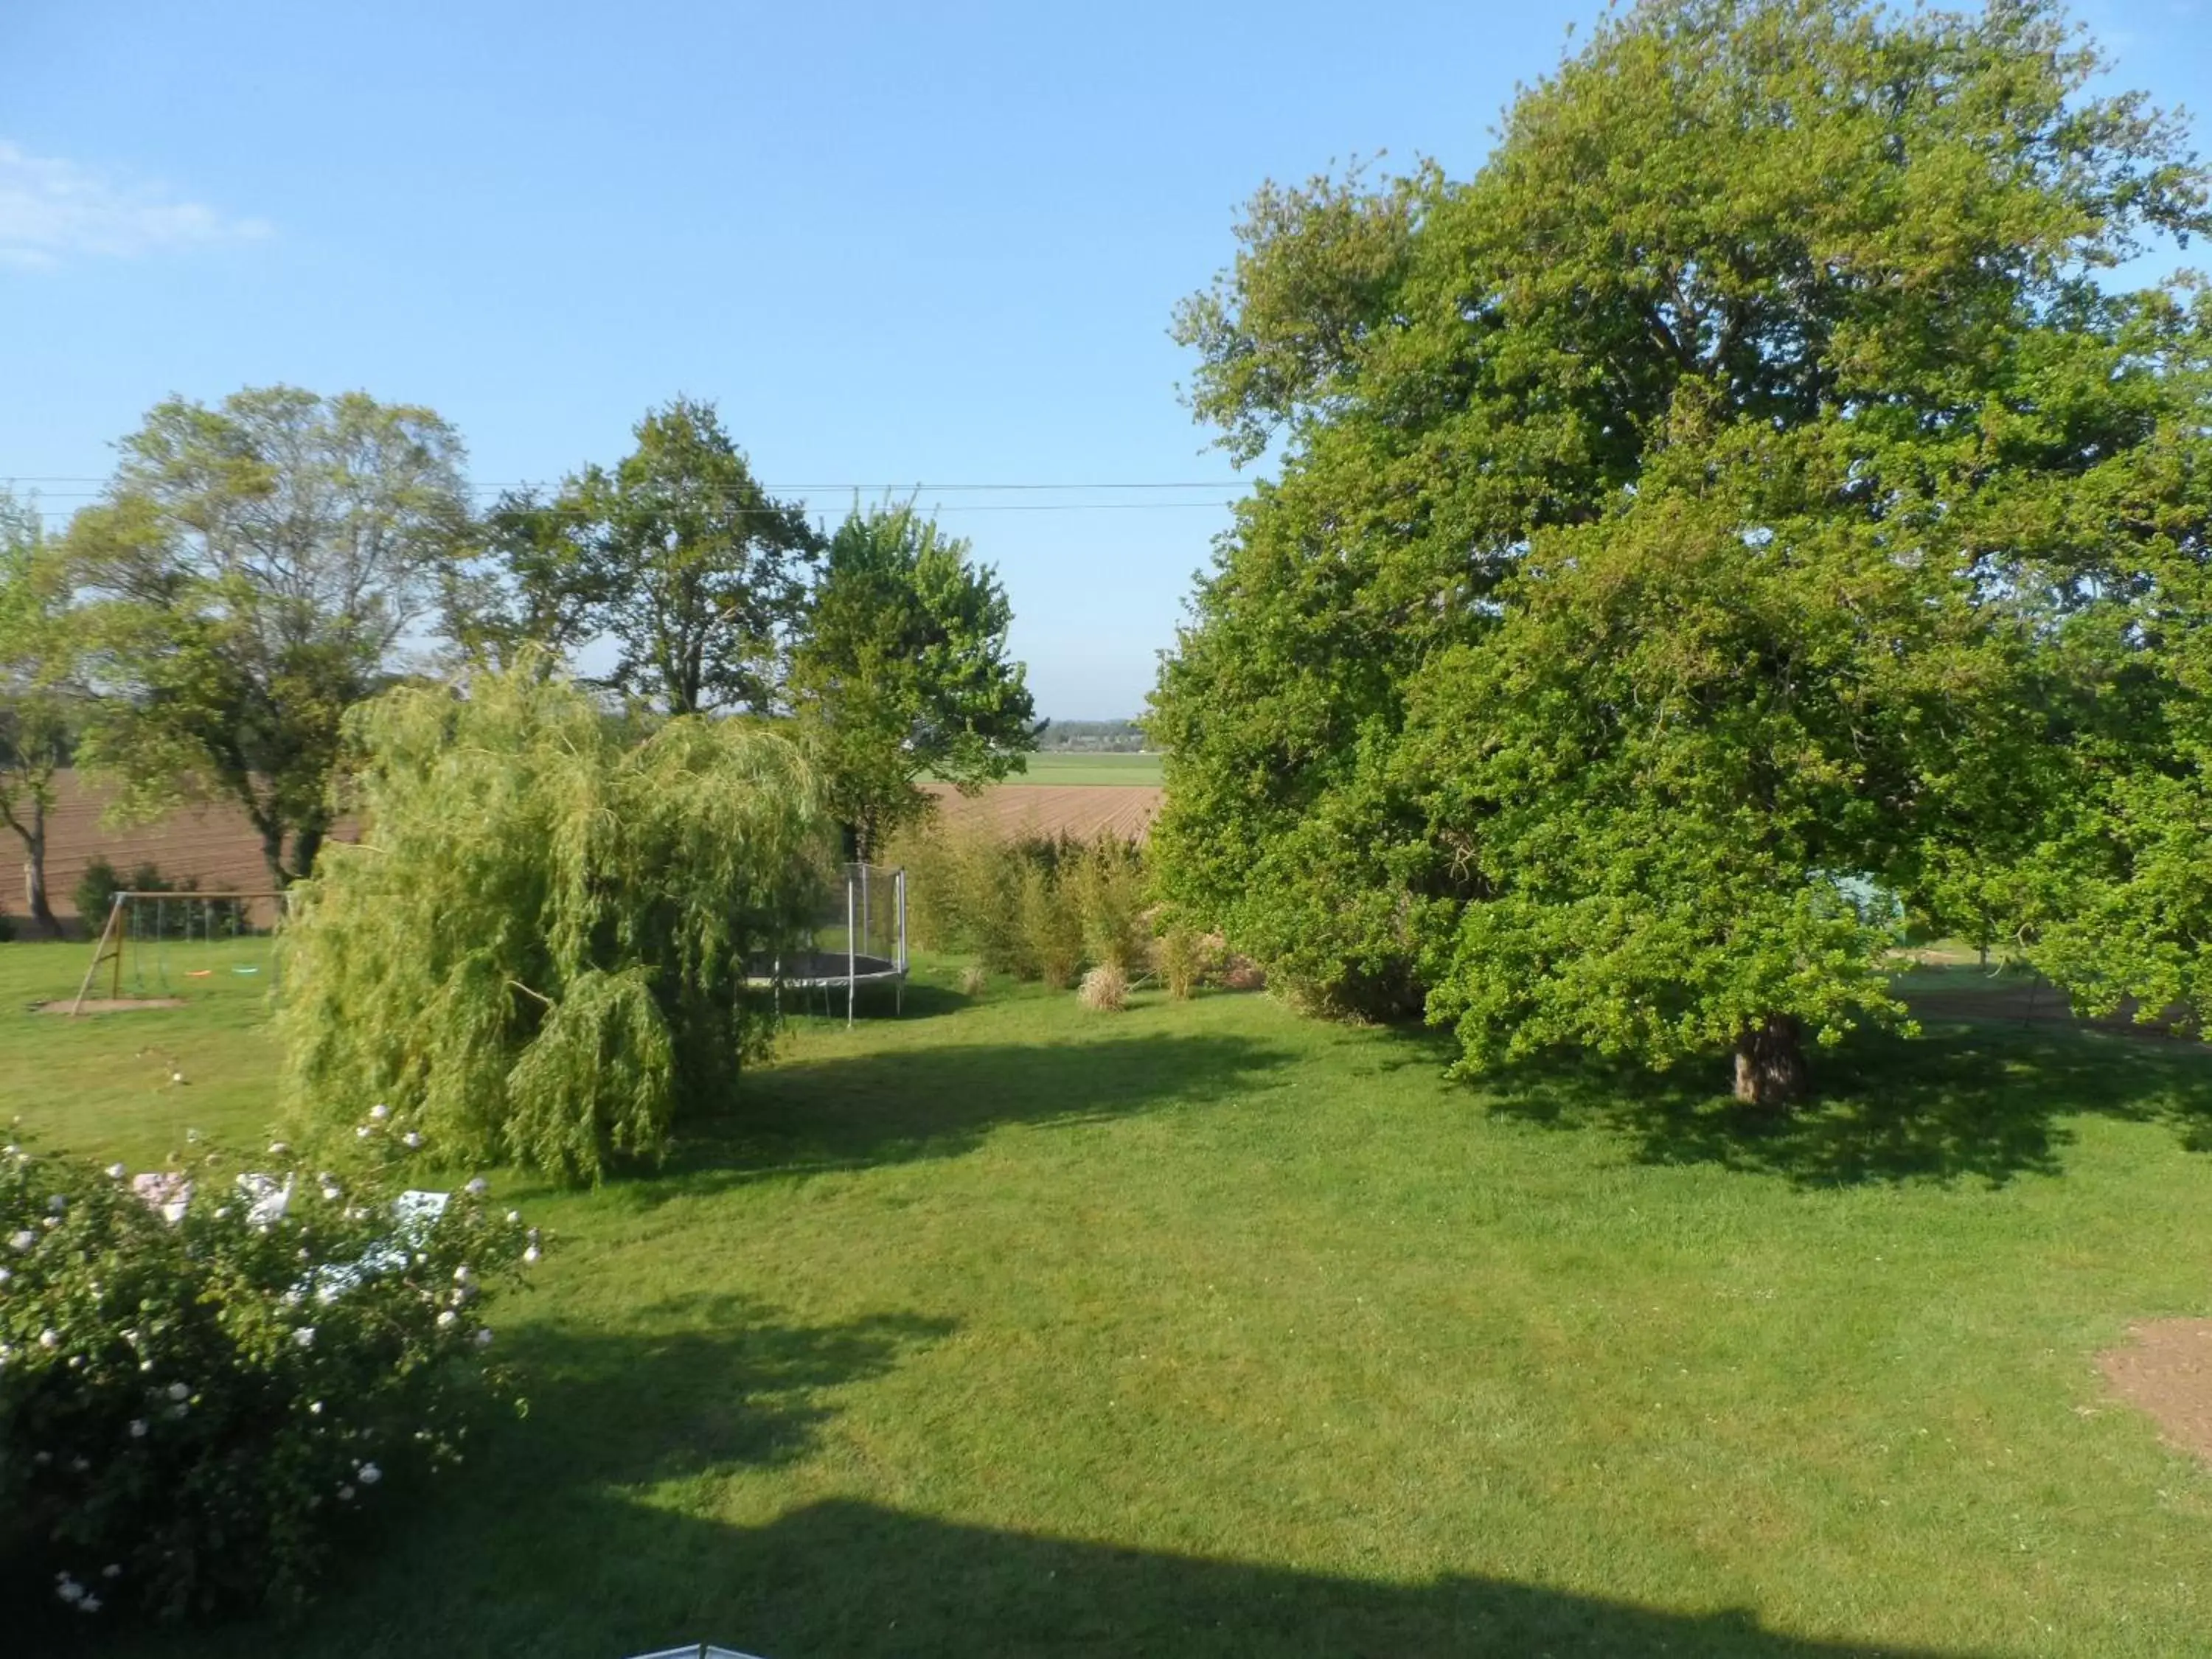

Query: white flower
[337,1484,355,1501]
[212,1207,229,1220]
[523,1246,540,1265]
[308,1399,323,1415]
[166,1381,188,1401]
[38,1329,59,1349]
[436,1310,457,1328]
[506,1210,521,1224]
[172,1072,185,1085]
[121,1327,139,1344]
[293,1326,316,1349]
[268,1141,290,1155]
[14,1225,49,1248]
[80,1593,102,1614]
[0,1266,12,1283]
[474,1327,494,1349]
[56,1578,83,1604]
[102,1564,121,1579]
[185,1127,200,1141]
[401,1132,422,1150]
[358,1461,382,1484]
[129,1419,147,1438]
[47,1194,66,1212]
[453,1265,474,1285]
[465,1178,488,1196]
[320,1185,341,1202]
[369,1104,390,1121]
[355,1127,371,1140]
[105,1163,126,1180]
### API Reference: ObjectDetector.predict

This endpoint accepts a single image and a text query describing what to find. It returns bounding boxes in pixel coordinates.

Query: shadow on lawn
[644,1031,1295,1198]
[1473,1018,2212,1189]
[78,1295,1991,1659]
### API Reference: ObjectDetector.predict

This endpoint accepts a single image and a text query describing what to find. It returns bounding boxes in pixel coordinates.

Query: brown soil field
[921,782,1164,844]
[7,772,1161,932]
[18,771,331,928]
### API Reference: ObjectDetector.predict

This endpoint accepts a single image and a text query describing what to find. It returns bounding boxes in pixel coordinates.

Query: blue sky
[3,0,2207,716]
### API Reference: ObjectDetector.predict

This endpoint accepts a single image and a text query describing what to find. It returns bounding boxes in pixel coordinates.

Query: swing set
[68,890,292,1017]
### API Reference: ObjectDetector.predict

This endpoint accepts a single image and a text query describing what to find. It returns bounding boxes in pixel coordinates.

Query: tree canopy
[276,661,829,1183]
[448,398,819,716]
[63,386,473,886]
[788,500,1037,856]
[0,490,77,937]
[1150,0,2212,1101]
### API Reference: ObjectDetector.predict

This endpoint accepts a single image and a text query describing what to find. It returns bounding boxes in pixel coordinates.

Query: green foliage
[1151,0,2212,1093]
[1017,862,1085,990]
[790,500,1037,857]
[0,490,77,939]
[1070,837,1150,978]
[448,399,817,717]
[1158,927,1214,1001]
[0,1126,529,1621]
[275,663,829,1183]
[73,857,123,932]
[65,387,473,887]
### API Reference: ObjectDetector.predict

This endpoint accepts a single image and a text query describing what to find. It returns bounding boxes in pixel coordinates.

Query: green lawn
[8,939,2212,1656]
[1006,751,1164,786]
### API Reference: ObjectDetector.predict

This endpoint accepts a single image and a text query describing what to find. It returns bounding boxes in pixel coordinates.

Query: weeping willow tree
[276,662,829,1183]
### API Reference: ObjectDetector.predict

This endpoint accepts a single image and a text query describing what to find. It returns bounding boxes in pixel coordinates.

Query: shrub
[957,964,989,998]
[1072,837,1149,976]
[0,912,14,944]
[1077,962,1129,1012]
[1160,926,1214,1000]
[73,856,122,928]
[0,1123,532,1621]
[1018,861,1085,988]
[276,664,830,1184]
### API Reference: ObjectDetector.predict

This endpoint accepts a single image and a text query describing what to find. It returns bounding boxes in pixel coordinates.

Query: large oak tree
[1150,0,2212,1102]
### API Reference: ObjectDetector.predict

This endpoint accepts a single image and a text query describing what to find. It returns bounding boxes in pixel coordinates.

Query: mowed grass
[1006,751,1164,786]
[7,941,2212,1655]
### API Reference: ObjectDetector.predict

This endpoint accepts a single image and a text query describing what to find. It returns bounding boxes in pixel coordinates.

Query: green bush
[0,1122,532,1621]
[276,663,829,1184]
[1159,926,1215,1000]
[1017,861,1085,988]
[72,856,122,930]
[1072,838,1149,977]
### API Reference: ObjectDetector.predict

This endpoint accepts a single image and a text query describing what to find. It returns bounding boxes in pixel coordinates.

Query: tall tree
[1151,0,2211,1100]
[473,399,819,717]
[789,501,1037,856]
[0,491,77,938]
[66,386,472,886]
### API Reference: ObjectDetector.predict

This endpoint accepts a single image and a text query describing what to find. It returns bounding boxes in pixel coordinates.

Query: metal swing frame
[69,889,293,1016]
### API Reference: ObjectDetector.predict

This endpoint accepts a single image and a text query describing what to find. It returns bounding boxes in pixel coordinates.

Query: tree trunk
[23,803,60,940]
[1733,1013,1810,1108]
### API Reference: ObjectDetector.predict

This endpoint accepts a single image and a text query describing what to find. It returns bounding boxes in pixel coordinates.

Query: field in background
[1005,752,1164,787]
[10,939,2212,1655]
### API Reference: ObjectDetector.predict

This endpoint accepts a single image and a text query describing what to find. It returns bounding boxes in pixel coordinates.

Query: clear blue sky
[2,0,2205,716]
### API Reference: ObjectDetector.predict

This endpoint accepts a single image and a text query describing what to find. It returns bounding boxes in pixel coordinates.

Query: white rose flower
[475,1327,495,1349]
[337,1484,355,1501]
[105,1163,126,1180]
[465,1178,488,1196]
[401,1132,423,1149]
[268,1141,290,1155]
[129,1419,147,1438]
[369,1104,390,1121]
[523,1246,540,1264]
[358,1461,382,1484]
[453,1265,474,1285]
[102,1564,121,1578]
[38,1329,59,1349]
[80,1593,102,1614]
[437,1310,457,1328]
[167,1382,188,1401]
[293,1326,316,1349]
[8,1231,32,1252]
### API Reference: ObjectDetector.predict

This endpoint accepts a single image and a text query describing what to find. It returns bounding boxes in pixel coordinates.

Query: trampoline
[745,862,907,1023]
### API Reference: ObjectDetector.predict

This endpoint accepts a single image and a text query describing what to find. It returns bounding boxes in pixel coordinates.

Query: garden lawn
[5,940,2212,1656]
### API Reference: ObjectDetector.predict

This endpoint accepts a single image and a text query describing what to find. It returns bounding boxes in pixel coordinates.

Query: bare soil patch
[2100,1319,2212,1464]
[32,997,187,1015]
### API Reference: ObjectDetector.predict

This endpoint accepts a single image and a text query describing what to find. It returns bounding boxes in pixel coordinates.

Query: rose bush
[0,1111,535,1621]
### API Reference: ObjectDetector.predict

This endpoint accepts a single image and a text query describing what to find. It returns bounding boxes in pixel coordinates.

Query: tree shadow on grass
[78,1293,1997,1659]
[639,1032,1295,1203]
[1472,1018,2212,1189]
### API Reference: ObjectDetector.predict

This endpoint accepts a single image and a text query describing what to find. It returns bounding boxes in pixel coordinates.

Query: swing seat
[232,966,261,975]
[186,970,213,978]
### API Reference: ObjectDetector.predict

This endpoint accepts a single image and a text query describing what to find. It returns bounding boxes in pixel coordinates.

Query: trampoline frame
[746,863,907,1025]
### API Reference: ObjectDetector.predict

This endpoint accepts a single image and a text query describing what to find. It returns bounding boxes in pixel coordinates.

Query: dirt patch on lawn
[2100,1319,2212,1464]
[32,998,187,1014]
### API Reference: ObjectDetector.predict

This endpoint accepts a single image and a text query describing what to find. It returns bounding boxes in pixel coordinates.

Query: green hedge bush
[0,1120,532,1622]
